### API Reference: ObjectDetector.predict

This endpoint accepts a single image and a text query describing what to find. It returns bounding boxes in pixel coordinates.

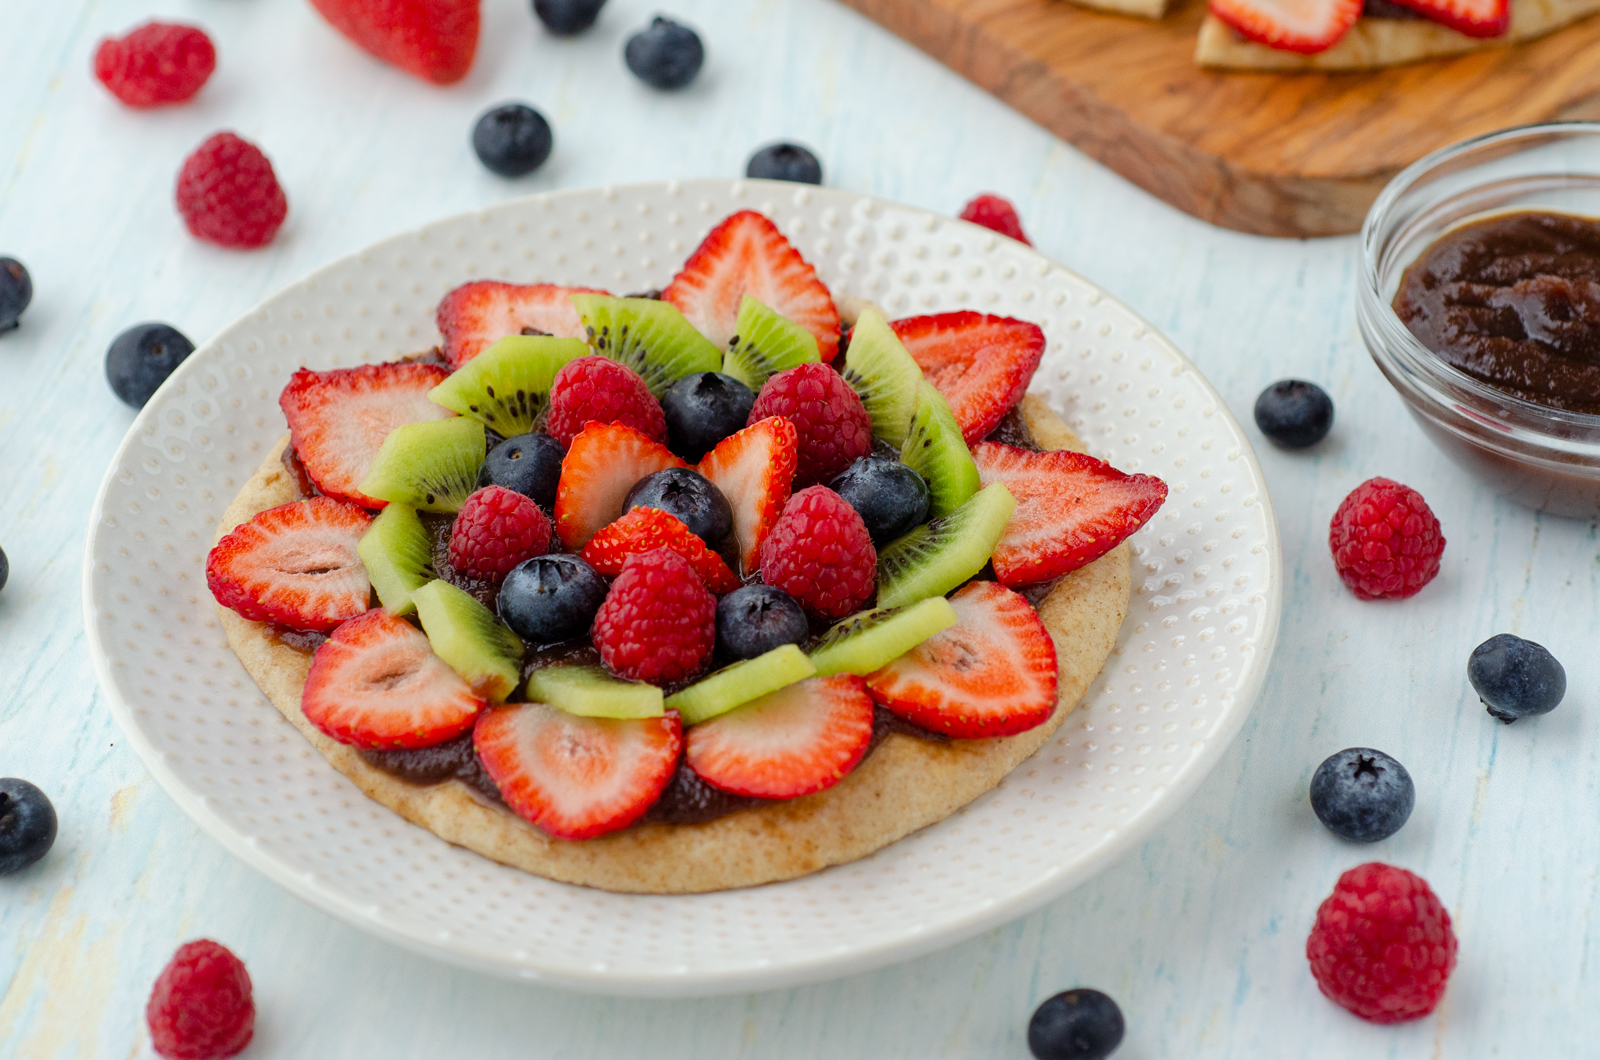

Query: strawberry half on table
[436,281,606,368]
[308,0,482,85]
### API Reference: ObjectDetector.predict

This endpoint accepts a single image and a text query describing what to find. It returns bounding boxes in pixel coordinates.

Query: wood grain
[836,0,1600,236]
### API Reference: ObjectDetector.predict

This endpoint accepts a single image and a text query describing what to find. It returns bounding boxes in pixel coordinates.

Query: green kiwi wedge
[357,502,435,616]
[840,308,922,447]
[570,294,722,398]
[357,417,485,513]
[875,483,1016,609]
[721,296,820,392]
[428,335,588,436]
[901,382,980,518]
[524,665,664,719]
[664,644,817,726]
[411,579,524,703]
[807,597,958,677]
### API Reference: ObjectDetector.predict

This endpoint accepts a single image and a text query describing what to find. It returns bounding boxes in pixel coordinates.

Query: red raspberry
[760,485,876,620]
[1306,862,1457,1024]
[958,194,1031,246]
[449,485,552,582]
[175,133,288,249]
[747,363,872,486]
[1329,477,1445,601]
[591,547,716,683]
[146,939,254,1060]
[94,22,216,108]
[545,355,667,447]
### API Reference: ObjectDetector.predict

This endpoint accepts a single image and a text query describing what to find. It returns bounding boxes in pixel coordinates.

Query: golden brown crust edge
[214,393,1132,894]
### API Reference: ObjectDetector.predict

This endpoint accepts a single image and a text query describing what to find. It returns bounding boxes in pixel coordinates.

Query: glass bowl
[1359,122,1600,518]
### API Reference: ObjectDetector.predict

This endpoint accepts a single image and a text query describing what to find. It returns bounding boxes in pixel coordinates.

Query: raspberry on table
[146,939,254,1060]
[760,485,877,620]
[1328,477,1444,600]
[959,193,1031,246]
[591,547,716,684]
[747,363,873,486]
[1306,862,1457,1024]
[545,355,666,447]
[175,132,288,249]
[94,22,216,108]
[450,485,552,582]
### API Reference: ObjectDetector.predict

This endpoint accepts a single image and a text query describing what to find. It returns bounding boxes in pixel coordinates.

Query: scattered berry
[1329,477,1445,601]
[748,363,872,486]
[1309,748,1415,842]
[662,371,756,462]
[1468,633,1566,723]
[498,554,610,643]
[146,939,254,1060]
[716,584,809,661]
[1027,989,1125,1060]
[760,485,877,620]
[0,257,33,331]
[623,467,732,545]
[959,193,1031,246]
[892,312,1045,444]
[0,546,7,594]
[624,16,703,89]
[94,22,215,107]
[479,432,565,507]
[1306,862,1456,1023]
[591,547,716,684]
[307,0,479,84]
[436,280,603,368]
[580,506,741,594]
[686,674,874,799]
[106,322,195,409]
[534,0,607,33]
[696,415,799,574]
[545,354,666,447]
[553,421,686,550]
[1255,379,1334,449]
[449,485,552,582]
[206,497,373,631]
[829,456,930,544]
[0,779,57,875]
[472,103,553,177]
[746,142,823,185]
[175,132,288,249]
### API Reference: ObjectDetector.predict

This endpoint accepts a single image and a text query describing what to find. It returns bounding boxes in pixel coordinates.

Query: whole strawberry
[591,547,715,684]
[760,485,876,620]
[308,0,480,85]
[176,133,288,249]
[545,355,667,447]
[1329,477,1445,600]
[146,939,254,1060]
[94,22,216,107]
[747,362,872,486]
[449,485,552,582]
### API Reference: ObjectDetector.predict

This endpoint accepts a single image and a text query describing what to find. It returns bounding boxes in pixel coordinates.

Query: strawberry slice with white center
[891,312,1045,445]
[302,609,485,749]
[474,702,683,840]
[696,416,798,575]
[1388,0,1508,36]
[972,442,1168,587]
[553,422,688,550]
[1208,0,1361,53]
[436,281,608,368]
[685,674,874,800]
[866,581,1058,739]
[206,497,374,630]
[279,361,454,507]
[662,211,841,363]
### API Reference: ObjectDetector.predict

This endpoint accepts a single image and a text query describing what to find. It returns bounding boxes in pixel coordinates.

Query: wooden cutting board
[836,0,1600,236]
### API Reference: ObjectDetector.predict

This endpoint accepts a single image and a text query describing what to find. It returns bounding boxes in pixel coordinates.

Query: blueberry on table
[716,584,809,661]
[479,432,565,508]
[624,467,732,545]
[0,258,31,331]
[1309,747,1414,842]
[1253,379,1333,449]
[0,779,57,875]
[1028,989,1125,1060]
[498,554,609,644]
[533,0,606,34]
[662,371,755,462]
[1469,633,1567,723]
[746,142,823,185]
[106,322,194,408]
[0,545,7,594]
[829,456,930,544]
[472,103,553,177]
[624,16,703,90]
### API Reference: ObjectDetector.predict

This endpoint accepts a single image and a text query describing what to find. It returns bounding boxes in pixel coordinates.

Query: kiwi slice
[428,335,588,436]
[357,502,435,616]
[524,665,664,719]
[411,579,524,703]
[570,293,722,399]
[664,644,817,726]
[876,483,1017,609]
[721,296,820,392]
[808,597,959,677]
[840,308,922,447]
[357,417,485,513]
[901,382,980,518]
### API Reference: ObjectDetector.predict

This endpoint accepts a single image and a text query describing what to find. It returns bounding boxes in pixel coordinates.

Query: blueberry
[472,103,554,178]
[624,467,732,544]
[1469,633,1566,723]
[624,16,703,90]
[498,555,609,644]
[0,258,31,332]
[479,432,565,508]
[716,585,809,661]
[1028,989,1125,1060]
[533,0,606,34]
[829,457,930,544]
[0,545,7,595]
[662,371,756,462]
[1253,379,1333,449]
[106,322,194,409]
[0,779,57,875]
[746,142,823,185]
[1309,747,1414,842]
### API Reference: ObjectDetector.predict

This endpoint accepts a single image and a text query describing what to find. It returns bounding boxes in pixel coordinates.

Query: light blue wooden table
[2,0,1592,1055]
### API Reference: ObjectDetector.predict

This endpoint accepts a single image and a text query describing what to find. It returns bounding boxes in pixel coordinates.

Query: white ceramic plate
[83,180,1281,997]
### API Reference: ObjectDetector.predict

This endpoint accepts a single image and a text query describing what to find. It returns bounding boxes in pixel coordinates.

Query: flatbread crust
[214,394,1131,894]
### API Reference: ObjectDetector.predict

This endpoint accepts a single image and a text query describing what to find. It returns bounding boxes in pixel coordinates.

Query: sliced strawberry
[684,674,874,800]
[553,422,687,550]
[579,507,741,594]
[473,702,682,840]
[436,281,607,368]
[866,581,1058,738]
[207,497,374,631]
[1208,0,1362,53]
[972,442,1168,586]
[1388,0,1508,35]
[302,609,484,749]
[279,361,454,507]
[891,313,1045,445]
[661,211,841,363]
[696,416,798,575]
